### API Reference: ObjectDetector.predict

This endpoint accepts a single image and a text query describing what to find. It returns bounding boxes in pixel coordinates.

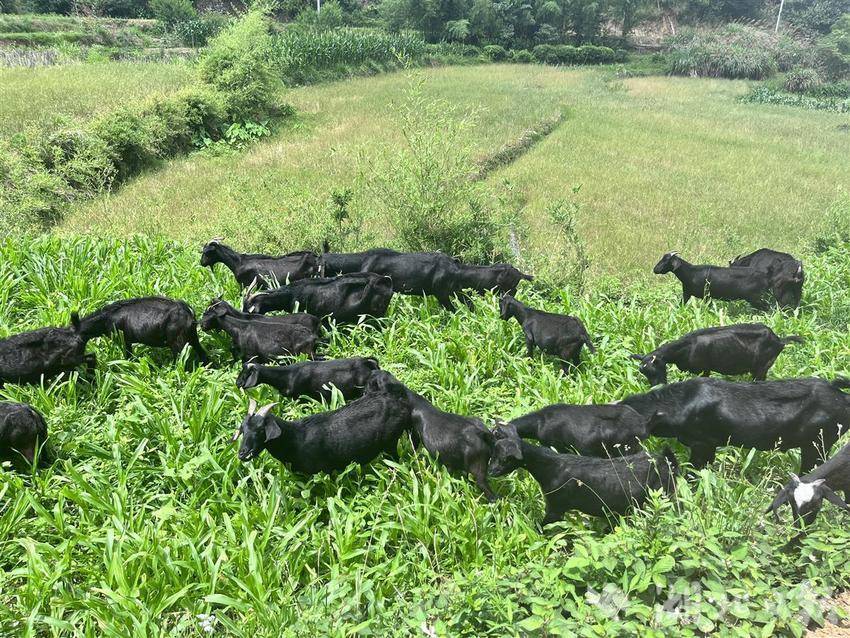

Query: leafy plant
[784,67,824,92]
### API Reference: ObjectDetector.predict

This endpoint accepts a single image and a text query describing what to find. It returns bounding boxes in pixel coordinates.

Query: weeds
[0,234,848,635]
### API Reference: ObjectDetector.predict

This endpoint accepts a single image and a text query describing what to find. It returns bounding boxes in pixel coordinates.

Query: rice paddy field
[3,58,850,637]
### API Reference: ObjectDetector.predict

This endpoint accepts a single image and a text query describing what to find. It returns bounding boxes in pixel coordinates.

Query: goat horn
[796,264,802,274]
[256,402,278,418]
[231,429,242,442]
[245,277,259,297]
[210,236,224,243]
[248,398,257,415]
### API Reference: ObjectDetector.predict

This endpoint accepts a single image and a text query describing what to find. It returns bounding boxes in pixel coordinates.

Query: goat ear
[256,402,278,418]
[265,420,282,442]
[789,473,801,486]
[812,478,826,487]
[248,398,257,415]
[629,353,644,361]
[822,486,850,512]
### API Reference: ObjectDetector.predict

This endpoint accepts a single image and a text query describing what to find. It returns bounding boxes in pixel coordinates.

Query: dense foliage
[1,232,849,636]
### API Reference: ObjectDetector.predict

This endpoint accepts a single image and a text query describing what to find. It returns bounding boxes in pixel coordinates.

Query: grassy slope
[0,61,193,137]
[61,64,850,280]
[0,236,848,636]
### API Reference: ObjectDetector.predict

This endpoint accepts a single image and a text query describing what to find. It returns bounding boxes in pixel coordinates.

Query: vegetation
[61,65,850,282]
[0,61,192,137]
[0,231,848,636]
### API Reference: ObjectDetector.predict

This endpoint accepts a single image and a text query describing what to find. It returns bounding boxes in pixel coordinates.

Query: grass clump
[1,234,849,635]
[667,24,805,80]
[364,77,509,262]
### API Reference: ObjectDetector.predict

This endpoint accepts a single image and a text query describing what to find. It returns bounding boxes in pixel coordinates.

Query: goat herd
[1,242,848,532]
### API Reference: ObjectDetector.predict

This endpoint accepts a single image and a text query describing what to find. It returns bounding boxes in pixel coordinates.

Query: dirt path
[809,592,850,637]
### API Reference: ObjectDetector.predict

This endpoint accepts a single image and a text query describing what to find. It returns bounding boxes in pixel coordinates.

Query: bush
[554,44,579,64]
[667,25,794,80]
[198,11,279,120]
[364,79,508,262]
[784,67,824,93]
[510,48,534,63]
[149,0,196,27]
[578,44,615,64]
[816,13,850,79]
[532,44,557,64]
[483,44,507,61]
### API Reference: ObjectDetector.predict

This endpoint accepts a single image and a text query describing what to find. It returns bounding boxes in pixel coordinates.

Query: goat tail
[781,335,804,346]
[364,356,380,369]
[322,239,330,254]
[583,332,597,354]
[520,272,534,282]
[70,311,81,331]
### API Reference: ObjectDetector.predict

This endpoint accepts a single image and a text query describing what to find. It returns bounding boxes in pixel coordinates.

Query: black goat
[200,299,317,362]
[0,402,49,467]
[78,297,207,363]
[730,248,804,309]
[0,313,94,386]
[509,403,659,456]
[488,423,678,524]
[499,295,595,371]
[653,252,773,310]
[200,240,320,288]
[454,263,534,299]
[233,375,412,474]
[236,356,379,401]
[630,323,803,386]
[242,273,394,323]
[766,440,850,527]
[622,377,850,472]
[367,370,498,501]
[340,250,465,310]
[320,246,400,276]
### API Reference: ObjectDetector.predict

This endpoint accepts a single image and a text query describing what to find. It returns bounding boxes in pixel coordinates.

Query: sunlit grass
[0,61,193,138]
[60,65,850,283]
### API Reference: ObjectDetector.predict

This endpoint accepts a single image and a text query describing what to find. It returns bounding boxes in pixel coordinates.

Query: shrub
[815,13,850,79]
[364,79,507,262]
[198,11,279,120]
[667,25,789,80]
[532,44,557,64]
[784,67,824,93]
[149,0,196,27]
[578,44,616,64]
[554,44,579,64]
[483,44,507,61]
[510,48,534,63]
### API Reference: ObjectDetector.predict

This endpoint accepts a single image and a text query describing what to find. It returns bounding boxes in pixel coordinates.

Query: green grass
[60,64,850,281]
[0,61,193,138]
[1,234,849,636]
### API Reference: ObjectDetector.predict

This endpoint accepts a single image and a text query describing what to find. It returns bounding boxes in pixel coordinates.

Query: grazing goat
[336,250,466,310]
[78,297,207,363]
[488,423,678,524]
[499,295,595,371]
[0,402,49,467]
[233,374,412,474]
[200,240,320,288]
[200,299,317,362]
[454,263,534,299]
[730,248,804,309]
[236,356,379,401]
[622,377,850,472]
[630,323,803,386]
[653,252,773,310]
[242,273,394,323]
[320,246,400,276]
[367,371,498,501]
[509,403,659,456]
[0,313,94,386]
[766,440,850,527]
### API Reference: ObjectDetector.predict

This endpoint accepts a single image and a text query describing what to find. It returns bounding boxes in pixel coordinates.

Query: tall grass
[270,27,427,84]
[0,234,848,635]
